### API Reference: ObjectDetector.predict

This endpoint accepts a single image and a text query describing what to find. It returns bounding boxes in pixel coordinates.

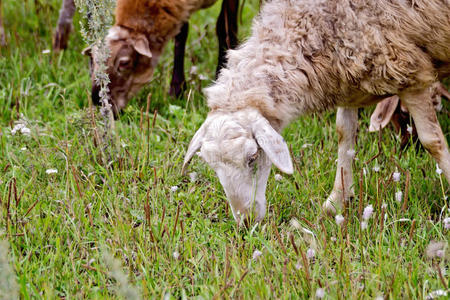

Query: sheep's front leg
[53,0,76,52]
[323,107,358,215]
[401,89,450,183]
[169,22,189,98]
[0,0,5,46]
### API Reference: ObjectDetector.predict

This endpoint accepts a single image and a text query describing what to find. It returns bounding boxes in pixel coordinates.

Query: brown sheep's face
[84,26,160,114]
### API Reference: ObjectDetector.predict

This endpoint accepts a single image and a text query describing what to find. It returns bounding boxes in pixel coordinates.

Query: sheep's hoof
[323,189,354,216]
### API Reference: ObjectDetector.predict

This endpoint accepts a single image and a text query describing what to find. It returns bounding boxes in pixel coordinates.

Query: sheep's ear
[131,35,152,59]
[182,123,206,175]
[252,120,293,174]
[82,45,92,57]
[369,96,399,132]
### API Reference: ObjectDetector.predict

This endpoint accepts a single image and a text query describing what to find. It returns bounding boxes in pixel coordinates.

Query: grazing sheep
[369,83,449,148]
[183,0,450,222]
[86,0,239,114]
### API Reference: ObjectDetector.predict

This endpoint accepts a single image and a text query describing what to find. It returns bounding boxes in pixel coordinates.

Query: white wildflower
[360,221,368,230]
[426,289,448,299]
[11,124,25,135]
[346,149,356,158]
[42,49,51,54]
[199,74,208,81]
[45,169,58,175]
[330,236,337,242]
[436,164,443,175]
[395,191,403,202]
[274,174,283,181]
[301,143,313,148]
[290,218,301,229]
[20,127,31,136]
[20,147,27,151]
[362,205,374,221]
[190,66,198,75]
[306,248,315,260]
[392,171,401,182]
[315,288,325,299]
[252,250,263,260]
[173,251,180,260]
[443,217,450,230]
[170,186,179,192]
[406,124,413,134]
[188,172,198,182]
[295,262,302,270]
[335,215,345,225]
[373,165,380,172]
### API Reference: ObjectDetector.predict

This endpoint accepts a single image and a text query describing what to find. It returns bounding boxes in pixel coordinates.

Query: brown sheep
[86,0,240,114]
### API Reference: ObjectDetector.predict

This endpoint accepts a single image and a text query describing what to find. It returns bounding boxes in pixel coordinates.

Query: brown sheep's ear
[369,96,399,132]
[182,122,206,175]
[131,35,152,59]
[252,118,293,174]
[81,45,92,57]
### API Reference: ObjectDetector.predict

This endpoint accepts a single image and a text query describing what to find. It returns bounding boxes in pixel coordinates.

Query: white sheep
[183,0,450,222]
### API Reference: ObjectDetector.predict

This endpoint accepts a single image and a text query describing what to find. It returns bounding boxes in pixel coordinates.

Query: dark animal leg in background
[53,0,76,52]
[169,22,189,98]
[216,0,239,77]
[0,0,5,46]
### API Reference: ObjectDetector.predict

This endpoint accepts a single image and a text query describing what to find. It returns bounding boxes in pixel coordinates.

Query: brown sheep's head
[84,26,160,114]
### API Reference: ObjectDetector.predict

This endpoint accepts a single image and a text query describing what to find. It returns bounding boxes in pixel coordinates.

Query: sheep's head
[183,109,293,223]
[84,26,159,114]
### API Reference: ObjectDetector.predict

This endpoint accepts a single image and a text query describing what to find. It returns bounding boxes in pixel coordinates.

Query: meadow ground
[0,0,449,298]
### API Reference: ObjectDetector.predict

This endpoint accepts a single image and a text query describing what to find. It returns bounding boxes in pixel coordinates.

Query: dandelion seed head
[335,215,344,225]
[45,169,58,175]
[252,250,263,260]
[395,191,403,202]
[188,172,198,182]
[306,248,315,260]
[426,241,446,259]
[392,171,401,182]
[436,164,443,175]
[363,205,374,221]
[361,221,368,230]
[443,218,450,230]
[315,288,325,298]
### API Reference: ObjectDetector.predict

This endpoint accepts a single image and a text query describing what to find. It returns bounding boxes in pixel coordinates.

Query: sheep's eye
[247,152,259,167]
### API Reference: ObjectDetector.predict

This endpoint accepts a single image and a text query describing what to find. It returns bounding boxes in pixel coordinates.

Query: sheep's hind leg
[53,0,76,52]
[401,89,450,183]
[323,107,358,215]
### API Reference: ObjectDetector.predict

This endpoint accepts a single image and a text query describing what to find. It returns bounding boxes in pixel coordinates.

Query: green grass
[0,0,449,298]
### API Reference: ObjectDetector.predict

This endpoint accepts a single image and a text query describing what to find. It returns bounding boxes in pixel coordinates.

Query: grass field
[0,0,449,298]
